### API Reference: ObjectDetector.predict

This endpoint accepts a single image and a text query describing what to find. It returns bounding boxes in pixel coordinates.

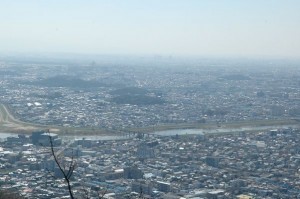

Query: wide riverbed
[1,124,299,140]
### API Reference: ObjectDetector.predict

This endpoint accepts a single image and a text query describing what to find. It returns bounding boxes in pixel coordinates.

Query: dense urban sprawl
[0,59,300,129]
[1,128,300,198]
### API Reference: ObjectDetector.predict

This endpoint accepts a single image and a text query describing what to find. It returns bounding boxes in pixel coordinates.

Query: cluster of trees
[0,190,23,199]
[110,87,165,105]
[29,75,107,88]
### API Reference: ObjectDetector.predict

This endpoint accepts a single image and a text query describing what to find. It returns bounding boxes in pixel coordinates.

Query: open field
[0,104,116,135]
[0,103,299,136]
[0,104,42,133]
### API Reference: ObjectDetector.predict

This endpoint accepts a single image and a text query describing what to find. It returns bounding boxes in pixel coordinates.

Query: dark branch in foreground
[47,130,76,199]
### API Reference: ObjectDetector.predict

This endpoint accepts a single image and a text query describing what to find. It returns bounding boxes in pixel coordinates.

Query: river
[0,124,299,141]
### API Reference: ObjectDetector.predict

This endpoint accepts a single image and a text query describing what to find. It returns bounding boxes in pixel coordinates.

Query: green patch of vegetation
[0,190,23,199]
[28,75,107,88]
[111,94,165,105]
[110,87,149,95]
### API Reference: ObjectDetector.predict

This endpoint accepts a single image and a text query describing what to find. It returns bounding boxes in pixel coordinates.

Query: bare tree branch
[45,130,107,199]
[47,130,75,199]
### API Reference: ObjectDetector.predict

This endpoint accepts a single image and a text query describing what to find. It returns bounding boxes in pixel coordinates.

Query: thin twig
[48,130,75,199]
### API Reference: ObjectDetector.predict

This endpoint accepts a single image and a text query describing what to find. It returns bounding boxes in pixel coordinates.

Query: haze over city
[0,0,300,59]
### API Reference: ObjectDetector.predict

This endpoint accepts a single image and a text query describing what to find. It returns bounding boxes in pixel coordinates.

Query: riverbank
[0,104,299,137]
[125,119,299,133]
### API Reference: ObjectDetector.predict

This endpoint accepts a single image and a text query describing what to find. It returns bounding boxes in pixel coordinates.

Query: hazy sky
[1,0,300,58]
